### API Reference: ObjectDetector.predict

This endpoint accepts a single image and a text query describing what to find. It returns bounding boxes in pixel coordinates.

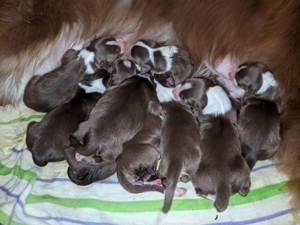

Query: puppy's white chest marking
[154,79,175,103]
[78,49,95,74]
[78,78,106,93]
[202,86,232,115]
[256,72,278,95]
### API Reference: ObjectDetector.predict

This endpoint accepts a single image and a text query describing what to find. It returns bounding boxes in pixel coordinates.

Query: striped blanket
[0,103,294,225]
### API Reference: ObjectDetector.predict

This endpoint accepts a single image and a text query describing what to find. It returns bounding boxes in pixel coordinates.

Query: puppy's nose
[116,38,126,54]
[228,70,236,80]
[172,86,181,101]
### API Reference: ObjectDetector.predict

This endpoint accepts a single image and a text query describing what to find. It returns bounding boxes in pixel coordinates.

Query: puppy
[26,69,109,167]
[64,137,117,186]
[72,75,161,163]
[131,40,194,86]
[157,101,201,221]
[23,37,125,112]
[116,113,164,194]
[173,77,251,212]
[233,62,281,170]
[78,59,137,94]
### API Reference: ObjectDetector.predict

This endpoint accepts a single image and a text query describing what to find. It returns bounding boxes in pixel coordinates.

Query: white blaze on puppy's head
[256,72,278,95]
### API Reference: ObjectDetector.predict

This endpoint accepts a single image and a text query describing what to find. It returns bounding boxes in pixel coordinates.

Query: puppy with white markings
[23,37,125,112]
[173,77,251,212]
[131,40,194,86]
[157,101,201,222]
[79,59,137,94]
[116,113,164,194]
[26,69,109,167]
[72,75,161,164]
[232,62,281,170]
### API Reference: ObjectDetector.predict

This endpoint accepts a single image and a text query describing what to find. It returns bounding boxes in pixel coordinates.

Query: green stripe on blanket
[0,163,37,185]
[26,182,288,213]
[0,210,25,225]
[0,114,45,126]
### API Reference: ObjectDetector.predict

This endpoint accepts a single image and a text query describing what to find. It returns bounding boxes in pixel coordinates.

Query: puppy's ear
[140,64,152,74]
[165,76,175,87]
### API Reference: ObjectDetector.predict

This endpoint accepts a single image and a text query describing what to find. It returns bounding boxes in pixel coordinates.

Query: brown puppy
[23,37,125,112]
[116,113,164,194]
[157,101,201,221]
[26,69,108,167]
[72,75,161,163]
[233,62,281,170]
[131,40,194,87]
[174,77,251,212]
[78,59,137,94]
[64,137,117,186]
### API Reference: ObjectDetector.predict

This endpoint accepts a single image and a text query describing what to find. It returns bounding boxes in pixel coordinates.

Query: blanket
[0,103,294,225]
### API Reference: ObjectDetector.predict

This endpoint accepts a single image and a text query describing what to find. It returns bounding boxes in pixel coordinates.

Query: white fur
[202,86,232,115]
[105,40,117,45]
[157,212,166,225]
[256,72,278,95]
[154,79,175,103]
[134,42,178,73]
[180,82,192,92]
[123,60,132,68]
[78,49,95,74]
[78,78,106,93]
[135,41,155,64]
[206,194,216,202]
[158,46,178,73]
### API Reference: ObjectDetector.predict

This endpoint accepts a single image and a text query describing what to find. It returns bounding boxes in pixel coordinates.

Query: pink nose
[228,70,236,80]
[172,87,180,101]
[116,39,126,54]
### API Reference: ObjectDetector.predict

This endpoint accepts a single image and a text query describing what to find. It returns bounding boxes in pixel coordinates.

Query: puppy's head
[133,163,158,184]
[87,37,126,69]
[234,62,269,98]
[61,49,80,65]
[130,39,165,74]
[108,59,137,86]
[172,77,214,113]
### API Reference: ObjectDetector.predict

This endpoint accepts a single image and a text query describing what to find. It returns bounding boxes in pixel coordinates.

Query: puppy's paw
[175,187,187,197]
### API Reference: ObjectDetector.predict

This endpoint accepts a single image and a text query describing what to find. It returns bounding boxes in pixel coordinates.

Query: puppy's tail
[117,170,164,194]
[158,161,183,224]
[214,181,231,212]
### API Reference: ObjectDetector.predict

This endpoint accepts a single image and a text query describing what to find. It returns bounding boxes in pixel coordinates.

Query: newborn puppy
[233,62,281,170]
[72,75,161,163]
[116,113,164,194]
[157,101,201,221]
[78,59,137,94]
[174,77,251,213]
[131,40,194,86]
[64,138,117,186]
[87,37,126,69]
[108,59,137,86]
[26,69,109,167]
[23,37,125,112]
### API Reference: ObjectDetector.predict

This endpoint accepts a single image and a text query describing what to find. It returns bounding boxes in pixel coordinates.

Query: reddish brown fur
[0,0,300,218]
